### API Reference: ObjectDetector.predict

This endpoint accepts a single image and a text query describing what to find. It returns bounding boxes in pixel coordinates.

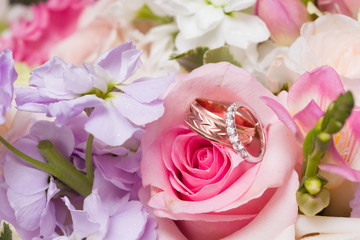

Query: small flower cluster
[0,41,173,239]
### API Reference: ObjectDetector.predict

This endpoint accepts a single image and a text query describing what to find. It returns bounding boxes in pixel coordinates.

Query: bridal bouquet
[1,0,360,239]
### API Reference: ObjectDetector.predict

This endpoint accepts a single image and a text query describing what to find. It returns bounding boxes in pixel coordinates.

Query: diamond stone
[226,111,234,119]
[229,135,239,143]
[232,142,243,151]
[227,126,236,135]
[237,148,249,159]
[226,117,235,126]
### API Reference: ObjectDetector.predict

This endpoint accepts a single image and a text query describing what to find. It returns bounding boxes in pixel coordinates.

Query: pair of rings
[185,98,266,163]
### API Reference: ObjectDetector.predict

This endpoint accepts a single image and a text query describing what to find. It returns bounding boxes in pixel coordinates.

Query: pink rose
[0,0,95,66]
[140,63,301,239]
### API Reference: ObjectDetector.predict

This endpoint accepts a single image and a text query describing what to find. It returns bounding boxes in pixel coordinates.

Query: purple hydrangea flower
[15,41,174,146]
[0,49,17,124]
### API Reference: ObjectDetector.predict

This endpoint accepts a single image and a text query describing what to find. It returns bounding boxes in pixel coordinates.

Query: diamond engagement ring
[184,98,256,149]
[226,101,266,163]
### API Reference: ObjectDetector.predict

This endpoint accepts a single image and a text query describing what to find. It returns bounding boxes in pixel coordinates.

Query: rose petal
[222,171,299,240]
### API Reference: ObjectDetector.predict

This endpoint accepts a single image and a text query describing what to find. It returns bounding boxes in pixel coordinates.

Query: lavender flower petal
[4,152,49,195]
[7,189,46,231]
[48,95,105,126]
[0,49,17,124]
[15,88,55,113]
[92,169,129,215]
[39,179,59,238]
[112,93,165,126]
[30,57,93,99]
[119,73,175,103]
[105,201,149,240]
[95,155,137,191]
[63,192,109,239]
[94,41,142,84]
[29,120,75,157]
[85,104,139,146]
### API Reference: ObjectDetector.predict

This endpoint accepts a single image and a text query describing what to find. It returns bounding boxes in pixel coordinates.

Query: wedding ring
[225,101,266,163]
[184,98,256,149]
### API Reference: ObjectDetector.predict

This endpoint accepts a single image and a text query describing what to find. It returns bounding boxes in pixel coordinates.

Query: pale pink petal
[319,163,360,182]
[293,100,324,134]
[262,96,303,143]
[222,171,299,240]
[220,122,300,211]
[156,217,188,240]
[339,109,360,169]
[288,66,345,114]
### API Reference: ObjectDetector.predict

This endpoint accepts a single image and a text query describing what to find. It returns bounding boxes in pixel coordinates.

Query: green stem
[38,140,92,197]
[304,150,323,178]
[0,136,55,174]
[85,134,94,182]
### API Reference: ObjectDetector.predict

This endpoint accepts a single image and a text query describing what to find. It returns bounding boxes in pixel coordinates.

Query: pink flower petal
[319,163,360,182]
[339,109,360,168]
[293,100,324,134]
[222,171,299,240]
[288,66,345,114]
[262,96,303,143]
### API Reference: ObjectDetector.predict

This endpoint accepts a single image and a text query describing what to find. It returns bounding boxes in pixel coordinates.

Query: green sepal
[170,47,209,72]
[300,0,315,5]
[203,46,241,67]
[0,22,8,35]
[133,4,173,25]
[171,45,242,72]
[297,188,330,216]
[0,222,12,240]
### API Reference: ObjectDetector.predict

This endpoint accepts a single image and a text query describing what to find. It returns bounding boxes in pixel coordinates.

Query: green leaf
[0,222,13,240]
[170,47,209,72]
[0,22,8,35]
[300,0,315,5]
[134,4,173,25]
[203,46,241,67]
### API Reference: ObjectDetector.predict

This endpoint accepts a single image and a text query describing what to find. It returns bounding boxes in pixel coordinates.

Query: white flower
[267,14,360,103]
[296,215,360,240]
[150,0,270,53]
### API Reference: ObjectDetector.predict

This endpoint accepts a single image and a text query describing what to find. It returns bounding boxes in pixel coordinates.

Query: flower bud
[317,0,360,19]
[297,188,330,216]
[323,91,354,134]
[304,176,322,195]
[254,0,311,46]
